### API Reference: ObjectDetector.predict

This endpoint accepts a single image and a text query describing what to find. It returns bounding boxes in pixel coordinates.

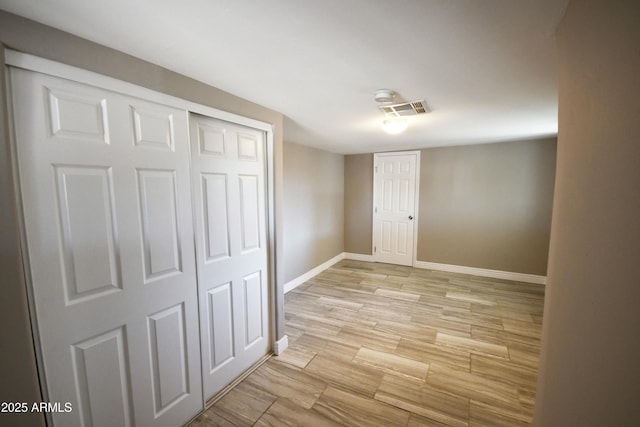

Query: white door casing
[372,152,420,266]
[189,115,270,400]
[10,68,203,426]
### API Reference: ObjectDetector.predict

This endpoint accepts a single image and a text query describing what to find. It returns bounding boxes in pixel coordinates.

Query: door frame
[4,49,280,415]
[371,151,421,267]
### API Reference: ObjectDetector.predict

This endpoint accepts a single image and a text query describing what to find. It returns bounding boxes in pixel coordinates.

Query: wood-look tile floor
[190,260,545,426]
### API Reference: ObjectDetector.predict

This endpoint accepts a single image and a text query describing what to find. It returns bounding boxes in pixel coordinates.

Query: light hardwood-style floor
[189,260,545,426]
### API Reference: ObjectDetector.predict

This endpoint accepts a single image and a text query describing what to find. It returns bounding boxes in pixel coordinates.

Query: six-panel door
[189,115,270,400]
[373,153,418,266]
[11,68,204,426]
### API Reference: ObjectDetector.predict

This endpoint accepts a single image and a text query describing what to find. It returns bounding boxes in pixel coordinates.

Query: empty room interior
[1,1,638,426]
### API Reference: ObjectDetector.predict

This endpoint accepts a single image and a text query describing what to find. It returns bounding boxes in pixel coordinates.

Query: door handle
[408,215,413,220]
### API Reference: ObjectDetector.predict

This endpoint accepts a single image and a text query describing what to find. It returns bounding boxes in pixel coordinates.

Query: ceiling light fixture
[382,118,408,135]
[374,89,427,135]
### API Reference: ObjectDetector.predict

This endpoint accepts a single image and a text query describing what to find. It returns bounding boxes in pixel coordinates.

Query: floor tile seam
[359,340,444,366]
[435,332,510,352]
[351,347,431,383]
[270,354,316,371]
[396,338,472,363]
[308,379,383,403]
[372,329,439,346]
[469,327,542,345]
[469,354,539,376]
[210,406,252,427]
[436,314,508,331]
[468,398,534,423]
[425,374,522,408]
[251,398,280,426]
[372,390,471,427]
[465,373,538,393]
[312,390,409,427]
[492,328,543,342]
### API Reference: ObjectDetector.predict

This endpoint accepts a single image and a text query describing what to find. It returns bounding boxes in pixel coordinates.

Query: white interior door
[373,152,420,266]
[189,114,270,400]
[10,68,203,426]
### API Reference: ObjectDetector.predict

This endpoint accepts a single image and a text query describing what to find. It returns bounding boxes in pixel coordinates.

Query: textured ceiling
[0,0,569,153]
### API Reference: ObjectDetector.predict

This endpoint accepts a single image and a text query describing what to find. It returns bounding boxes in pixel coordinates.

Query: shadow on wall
[283,141,344,283]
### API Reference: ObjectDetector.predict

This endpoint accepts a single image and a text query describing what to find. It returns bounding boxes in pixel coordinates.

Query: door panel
[72,327,133,427]
[137,169,182,280]
[11,68,203,426]
[373,153,419,266]
[397,223,408,255]
[190,115,270,400]
[202,173,231,261]
[207,283,235,370]
[47,87,109,143]
[239,174,261,252]
[237,132,259,160]
[147,303,189,415]
[55,166,121,302]
[131,106,175,150]
[198,123,226,156]
[243,271,264,347]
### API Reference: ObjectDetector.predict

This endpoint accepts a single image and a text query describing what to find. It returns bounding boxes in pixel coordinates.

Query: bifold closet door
[11,68,203,426]
[189,115,270,399]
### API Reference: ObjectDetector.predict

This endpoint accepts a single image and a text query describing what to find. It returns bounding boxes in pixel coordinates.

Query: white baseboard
[273,335,288,355]
[284,252,345,293]
[282,253,544,293]
[413,260,546,285]
[343,252,375,262]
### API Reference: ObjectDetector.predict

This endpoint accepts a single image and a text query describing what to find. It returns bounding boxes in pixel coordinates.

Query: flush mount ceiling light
[382,118,408,134]
[374,89,429,135]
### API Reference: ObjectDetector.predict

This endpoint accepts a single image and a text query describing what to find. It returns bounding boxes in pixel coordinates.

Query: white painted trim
[412,152,421,266]
[284,253,345,293]
[5,49,273,132]
[265,128,281,356]
[343,252,375,262]
[273,335,289,355]
[414,260,546,285]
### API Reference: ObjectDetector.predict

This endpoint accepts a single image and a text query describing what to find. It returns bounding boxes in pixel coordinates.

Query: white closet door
[11,68,203,426]
[189,115,270,399]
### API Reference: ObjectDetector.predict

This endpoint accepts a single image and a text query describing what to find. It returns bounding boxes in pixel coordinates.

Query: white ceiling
[0,0,569,154]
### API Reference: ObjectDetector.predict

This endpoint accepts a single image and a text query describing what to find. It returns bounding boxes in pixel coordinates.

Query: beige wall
[417,139,556,276]
[283,142,344,282]
[0,11,285,415]
[534,1,640,425]
[344,153,373,254]
[343,142,556,276]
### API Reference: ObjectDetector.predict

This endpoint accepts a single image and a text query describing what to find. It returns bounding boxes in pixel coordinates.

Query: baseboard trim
[343,252,375,262]
[273,335,288,355]
[284,252,345,294]
[413,260,546,285]
[282,253,544,290]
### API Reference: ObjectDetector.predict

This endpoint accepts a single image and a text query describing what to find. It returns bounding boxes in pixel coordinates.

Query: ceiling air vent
[378,100,429,117]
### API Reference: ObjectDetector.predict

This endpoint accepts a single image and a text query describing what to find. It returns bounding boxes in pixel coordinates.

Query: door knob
[408,215,413,220]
